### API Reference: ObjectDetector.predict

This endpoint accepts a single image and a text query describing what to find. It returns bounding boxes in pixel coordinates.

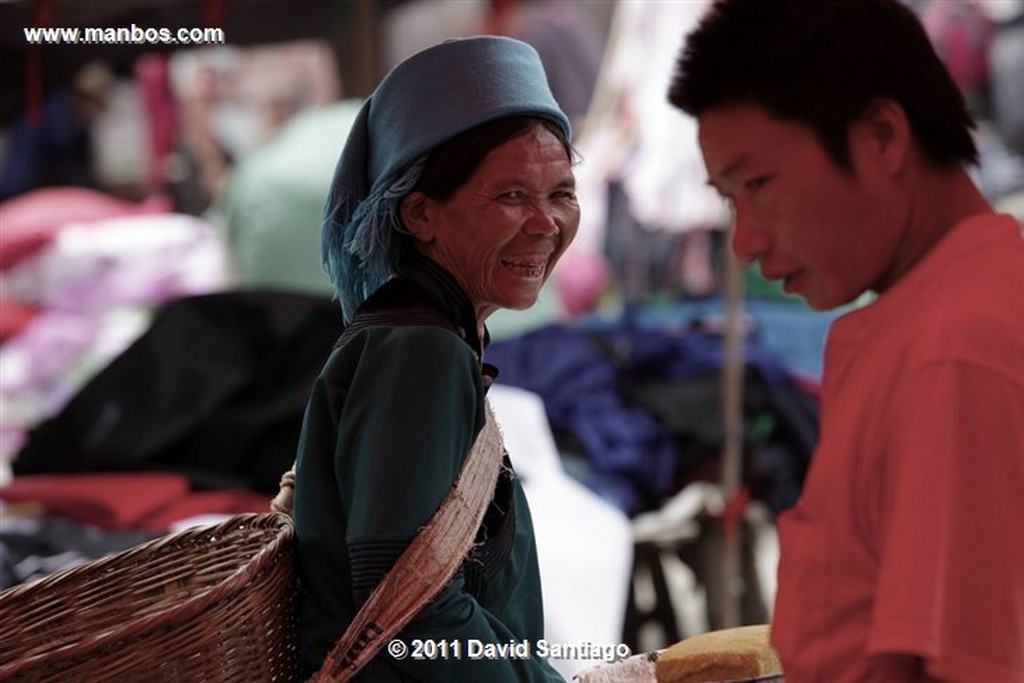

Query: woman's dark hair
[668,0,978,170]
[413,115,575,201]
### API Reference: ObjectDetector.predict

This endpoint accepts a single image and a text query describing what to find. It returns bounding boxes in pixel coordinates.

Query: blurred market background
[1,1,1022,677]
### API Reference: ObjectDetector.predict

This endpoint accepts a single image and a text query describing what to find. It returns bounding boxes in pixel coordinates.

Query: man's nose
[730,205,771,264]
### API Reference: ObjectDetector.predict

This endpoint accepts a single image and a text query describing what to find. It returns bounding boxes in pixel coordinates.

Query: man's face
[698,103,902,310]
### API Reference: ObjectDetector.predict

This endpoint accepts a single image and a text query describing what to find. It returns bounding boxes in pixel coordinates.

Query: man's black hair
[668,0,978,170]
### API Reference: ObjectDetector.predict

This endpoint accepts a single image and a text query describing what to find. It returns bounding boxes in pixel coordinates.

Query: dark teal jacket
[293,253,564,681]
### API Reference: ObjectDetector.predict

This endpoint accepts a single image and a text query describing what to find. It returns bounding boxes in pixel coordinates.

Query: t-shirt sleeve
[867,359,1024,683]
[335,326,562,682]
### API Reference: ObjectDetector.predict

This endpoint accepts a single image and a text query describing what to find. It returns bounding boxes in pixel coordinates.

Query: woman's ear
[399,191,434,243]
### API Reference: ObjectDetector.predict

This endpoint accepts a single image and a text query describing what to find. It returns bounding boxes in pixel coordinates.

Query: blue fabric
[486,323,678,513]
[486,317,819,515]
[321,36,571,322]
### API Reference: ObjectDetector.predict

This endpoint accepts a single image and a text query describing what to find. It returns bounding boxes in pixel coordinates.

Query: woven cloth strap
[272,402,506,682]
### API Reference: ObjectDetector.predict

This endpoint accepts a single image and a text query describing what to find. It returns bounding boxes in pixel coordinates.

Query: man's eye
[745,176,770,192]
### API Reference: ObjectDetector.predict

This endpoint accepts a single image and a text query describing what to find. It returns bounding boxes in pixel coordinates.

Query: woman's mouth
[501,256,548,278]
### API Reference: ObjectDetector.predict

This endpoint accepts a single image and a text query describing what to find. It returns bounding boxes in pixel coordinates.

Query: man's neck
[876,166,992,293]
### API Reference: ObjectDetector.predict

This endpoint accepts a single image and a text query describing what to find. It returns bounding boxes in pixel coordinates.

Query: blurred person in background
[289,36,577,681]
[0,61,113,201]
[487,0,605,124]
[669,0,1024,681]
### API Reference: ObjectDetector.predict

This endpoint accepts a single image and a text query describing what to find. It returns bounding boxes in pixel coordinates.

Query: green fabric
[745,263,803,303]
[209,102,363,296]
[293,324,563,682]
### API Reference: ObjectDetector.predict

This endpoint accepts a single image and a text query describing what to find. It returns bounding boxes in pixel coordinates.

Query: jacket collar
[359,247,490,360]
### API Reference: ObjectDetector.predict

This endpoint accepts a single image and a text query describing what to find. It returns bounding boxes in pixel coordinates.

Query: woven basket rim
[0,511,293,678]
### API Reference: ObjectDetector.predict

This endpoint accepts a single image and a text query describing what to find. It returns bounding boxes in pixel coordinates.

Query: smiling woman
[400,117,579,327]
[287,36,575,682]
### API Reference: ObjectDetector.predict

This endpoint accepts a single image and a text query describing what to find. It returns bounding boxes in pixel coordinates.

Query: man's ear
[854,97,911,175]
[399,191,435,243]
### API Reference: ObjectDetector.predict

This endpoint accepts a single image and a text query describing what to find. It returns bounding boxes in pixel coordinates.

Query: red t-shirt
[771,213,1024,682]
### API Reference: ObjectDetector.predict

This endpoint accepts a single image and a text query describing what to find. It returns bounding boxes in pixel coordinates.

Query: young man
[668,1,1024,681]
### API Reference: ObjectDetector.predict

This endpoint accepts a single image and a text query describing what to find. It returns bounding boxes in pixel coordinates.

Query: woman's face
[404,123,580,323]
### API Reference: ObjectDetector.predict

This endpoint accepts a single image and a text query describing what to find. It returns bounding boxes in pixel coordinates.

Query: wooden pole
[349,0,377,97]
[719,227,747,628]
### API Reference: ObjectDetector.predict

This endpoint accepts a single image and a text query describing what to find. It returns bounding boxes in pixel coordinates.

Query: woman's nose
[523,204,560,237]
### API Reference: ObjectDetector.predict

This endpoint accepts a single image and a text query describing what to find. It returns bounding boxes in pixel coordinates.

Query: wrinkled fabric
[13,291,343,494]
[486,318,817,515]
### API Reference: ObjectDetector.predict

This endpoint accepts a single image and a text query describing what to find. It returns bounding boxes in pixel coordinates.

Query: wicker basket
[0,512,299,682]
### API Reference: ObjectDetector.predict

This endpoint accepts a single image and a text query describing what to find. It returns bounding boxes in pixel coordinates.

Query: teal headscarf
[322,35,572,322]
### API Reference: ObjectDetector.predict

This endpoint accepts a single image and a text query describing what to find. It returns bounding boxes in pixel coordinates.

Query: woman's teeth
[502,257,546,277]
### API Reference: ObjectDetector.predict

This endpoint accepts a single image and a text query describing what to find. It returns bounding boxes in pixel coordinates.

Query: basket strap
[306,399,506,682]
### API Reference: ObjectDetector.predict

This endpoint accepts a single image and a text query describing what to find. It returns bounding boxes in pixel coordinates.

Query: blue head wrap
[322,35,571,322]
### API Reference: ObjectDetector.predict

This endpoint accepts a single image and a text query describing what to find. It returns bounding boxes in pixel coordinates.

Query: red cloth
[135,54,179,193]
[0,472,190,530]
[0,300,40,341]
[137,489,271,532]
[0,472,273,532]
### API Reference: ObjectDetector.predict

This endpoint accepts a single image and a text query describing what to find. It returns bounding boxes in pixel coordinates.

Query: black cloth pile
[13,290,344,494]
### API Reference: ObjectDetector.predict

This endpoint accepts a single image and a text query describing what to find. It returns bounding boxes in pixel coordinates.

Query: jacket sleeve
[336,325,563,682]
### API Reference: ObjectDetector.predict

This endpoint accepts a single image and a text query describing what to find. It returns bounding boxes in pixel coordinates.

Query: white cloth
[489,384,634,680]
[577,0,729,236]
